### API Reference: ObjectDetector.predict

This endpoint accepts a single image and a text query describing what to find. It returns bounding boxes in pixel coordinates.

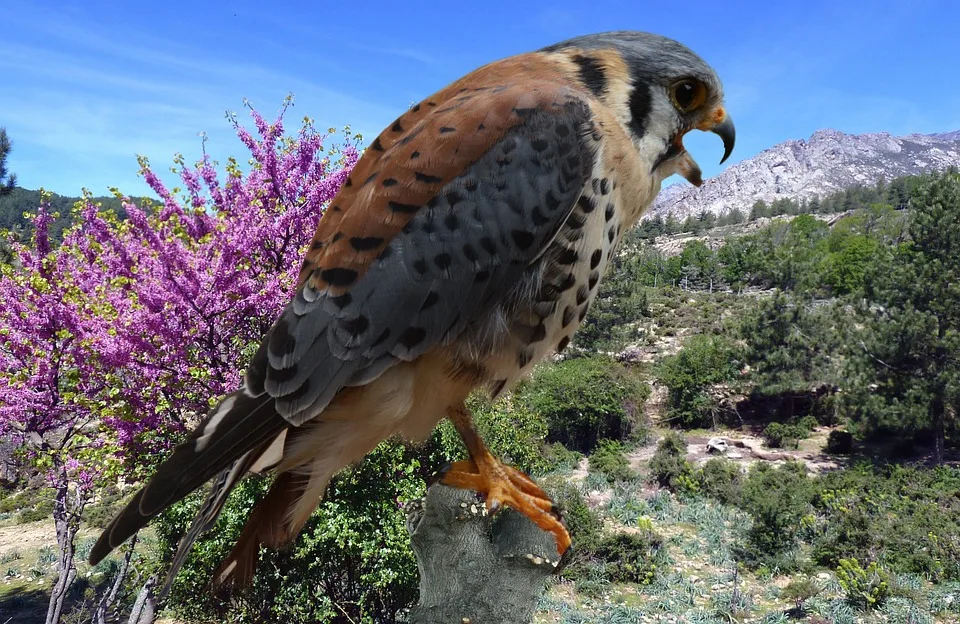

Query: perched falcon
[90,30,734,593]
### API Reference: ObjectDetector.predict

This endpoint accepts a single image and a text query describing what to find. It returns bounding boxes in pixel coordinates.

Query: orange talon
[439,404,571,556]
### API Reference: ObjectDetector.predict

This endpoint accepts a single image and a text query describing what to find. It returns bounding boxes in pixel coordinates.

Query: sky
[2,0,959,198]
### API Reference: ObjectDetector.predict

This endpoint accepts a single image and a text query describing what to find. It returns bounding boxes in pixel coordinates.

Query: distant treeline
[0,187,153,242]
[633,172,937,239]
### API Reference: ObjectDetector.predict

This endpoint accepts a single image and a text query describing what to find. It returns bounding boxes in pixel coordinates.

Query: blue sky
[2,0,958,198]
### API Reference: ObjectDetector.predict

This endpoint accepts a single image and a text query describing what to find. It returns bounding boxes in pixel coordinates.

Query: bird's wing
[255,78,600,424]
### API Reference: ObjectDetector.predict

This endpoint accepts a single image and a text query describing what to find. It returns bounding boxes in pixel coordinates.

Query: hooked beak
[712,114,736,165]
[659,106,736,187]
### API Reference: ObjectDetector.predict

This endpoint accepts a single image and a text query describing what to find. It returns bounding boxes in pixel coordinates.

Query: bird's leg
[439,402,571,556]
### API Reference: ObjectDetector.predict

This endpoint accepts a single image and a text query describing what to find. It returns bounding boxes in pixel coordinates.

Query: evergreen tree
[841,172,960,460]
[0,128,16,196]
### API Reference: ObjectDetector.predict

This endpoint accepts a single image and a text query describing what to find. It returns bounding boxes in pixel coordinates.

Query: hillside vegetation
[1,102,958,624]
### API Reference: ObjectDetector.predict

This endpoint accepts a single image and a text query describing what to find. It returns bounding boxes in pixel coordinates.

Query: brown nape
[209,470,311,591]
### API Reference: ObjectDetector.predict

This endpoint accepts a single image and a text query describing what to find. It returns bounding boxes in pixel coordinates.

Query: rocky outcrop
[651,129,960,219]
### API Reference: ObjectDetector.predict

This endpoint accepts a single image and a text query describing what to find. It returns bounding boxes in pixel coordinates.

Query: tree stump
[404,483,565,624]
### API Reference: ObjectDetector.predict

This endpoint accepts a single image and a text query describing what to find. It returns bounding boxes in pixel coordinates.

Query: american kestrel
[90,30,734,593]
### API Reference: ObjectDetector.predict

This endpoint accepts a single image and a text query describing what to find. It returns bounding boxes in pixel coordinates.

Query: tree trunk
[126,575,159,624]
[93,534,138,624]
[46,479,84,624]
[405,483,563,624]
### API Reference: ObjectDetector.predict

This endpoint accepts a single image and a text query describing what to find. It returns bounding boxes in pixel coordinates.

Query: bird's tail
[88,388,289,570]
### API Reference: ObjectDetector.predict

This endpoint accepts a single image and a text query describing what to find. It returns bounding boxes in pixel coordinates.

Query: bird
[89,29,735,596]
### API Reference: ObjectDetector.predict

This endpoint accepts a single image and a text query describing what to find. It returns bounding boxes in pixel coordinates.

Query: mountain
[650,128,960,219]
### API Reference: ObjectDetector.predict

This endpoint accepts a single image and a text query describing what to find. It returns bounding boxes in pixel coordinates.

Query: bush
[811,464,960,582]
[696,458,742,505]
[16,496,54,524]
[825,429,854,454]
[547,482,603,561]
[780,576,822,612]
[156,440,444,624]
[837,558,891,609]
[648,431,696,493]
[656,334,742,428]
[763,415,816,449]
[735,462,813,570]
[594,528,665,584]
[434,391,552,476]
[518,355,649,454]
[542,443,584,473]
[588,440,635,484]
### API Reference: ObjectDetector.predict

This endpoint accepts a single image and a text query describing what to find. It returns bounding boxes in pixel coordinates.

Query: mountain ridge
[651,128,960,219]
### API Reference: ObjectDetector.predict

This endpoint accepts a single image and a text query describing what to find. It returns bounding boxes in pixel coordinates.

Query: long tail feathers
[209,469,315,590]
[156,445,263,602]
[88,389,289,567]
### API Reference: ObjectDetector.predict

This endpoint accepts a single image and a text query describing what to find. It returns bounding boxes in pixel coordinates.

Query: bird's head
[542,30,735,187]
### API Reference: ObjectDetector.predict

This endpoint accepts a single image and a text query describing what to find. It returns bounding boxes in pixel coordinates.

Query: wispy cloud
[0,5,398,196]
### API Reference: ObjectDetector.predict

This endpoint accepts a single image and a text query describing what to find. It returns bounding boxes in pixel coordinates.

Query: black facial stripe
[571,54,607,97]
[627,82,652,140]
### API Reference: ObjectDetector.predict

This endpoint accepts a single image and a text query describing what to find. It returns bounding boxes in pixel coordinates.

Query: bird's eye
[670,79,707,113]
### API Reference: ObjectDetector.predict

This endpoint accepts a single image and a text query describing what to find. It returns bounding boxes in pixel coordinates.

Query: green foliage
[157,440,441,624]
[518,355,649,453]
[0,128,16,196]
[434,391,552,476]
[839,171,960,451]
[810,463,960,581]
[547,482,603,558]
[737,292,844,401]
[837,558,891,609]
[735,462,813,570]
[648,431,696,493]
[825,430,854,454]
[84,487,125,529]
[780,576,822,611]
[695,458,742,505]
[542,442,584,472]
[762,416,816,449]
[588,440,635,484]
[657,334,742,428]
[593,529,665,584]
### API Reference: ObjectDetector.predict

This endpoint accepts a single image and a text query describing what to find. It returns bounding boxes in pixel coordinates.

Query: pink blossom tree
[0,96,359,623]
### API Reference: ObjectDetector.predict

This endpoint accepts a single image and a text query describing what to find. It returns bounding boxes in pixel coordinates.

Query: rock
[726,452,743,459]
[706,437,729,454]
[649,128,960,221]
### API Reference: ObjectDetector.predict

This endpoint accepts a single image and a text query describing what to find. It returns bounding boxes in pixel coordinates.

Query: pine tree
[841,171,960,460]
[0,128,16,196]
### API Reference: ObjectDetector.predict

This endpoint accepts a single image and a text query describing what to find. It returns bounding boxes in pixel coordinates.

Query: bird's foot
[439,456,571,556]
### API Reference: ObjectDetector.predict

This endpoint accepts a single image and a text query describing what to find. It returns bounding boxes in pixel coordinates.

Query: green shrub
[156,440,442,624]
[17,502,52,524]
[542,442,583,473]
[547,482,603,558]
[811,464,960,582]
[780,576,822,612]
[656,334,742,428]
[648,431,696,493]
[518,355,649,453]
[837,558,891,609]
[763,415,816,449]
[735,462,813,570]
[434,391,552,476]
[594,528,665,584]
[825,429,854,454]
[763,423,799,449]
[588,440,635,484]
[696,458,742,505]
